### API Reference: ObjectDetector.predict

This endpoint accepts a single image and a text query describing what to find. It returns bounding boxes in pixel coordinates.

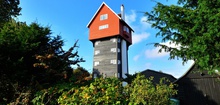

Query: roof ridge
[87,2,121,27]
[144,69,174,76]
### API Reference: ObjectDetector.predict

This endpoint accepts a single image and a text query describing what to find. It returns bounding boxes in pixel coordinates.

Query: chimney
[121,4,125,20]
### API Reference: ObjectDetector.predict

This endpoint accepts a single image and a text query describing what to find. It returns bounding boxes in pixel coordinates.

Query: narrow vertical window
[127,27,130,33]
[123,26,130,33]
[118,48,120,52]
[118,60,121,64]
[94,74,97,78]
[118,38,121,42]
[115,73,117,77]
[123,26,127,31]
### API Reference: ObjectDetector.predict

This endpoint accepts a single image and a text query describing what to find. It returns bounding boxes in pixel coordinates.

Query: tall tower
[87,2,133,78]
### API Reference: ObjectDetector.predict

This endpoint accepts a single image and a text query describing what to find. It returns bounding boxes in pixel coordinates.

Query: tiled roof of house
[140,69,177,84]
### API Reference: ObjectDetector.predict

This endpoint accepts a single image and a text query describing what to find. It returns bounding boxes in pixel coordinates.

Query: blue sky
[18,0,194,78]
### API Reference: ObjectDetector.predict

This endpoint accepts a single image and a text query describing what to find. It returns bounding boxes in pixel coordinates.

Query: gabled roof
[174,62,195,83]
[174,62,219,83]
[86,2,134,32]
[87,2,121,28]
[140,69,177,84]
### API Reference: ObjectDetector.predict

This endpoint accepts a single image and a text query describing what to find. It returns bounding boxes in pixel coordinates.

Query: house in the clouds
[86,2,220,105]
[87,2,134,79]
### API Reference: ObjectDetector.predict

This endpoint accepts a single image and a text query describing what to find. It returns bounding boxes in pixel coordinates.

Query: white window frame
[95,41,100,46]
[110,48,116,52]
[110,60,117,64]
[100,14,108,20]
[99,24,109,30]
[94,61,99,66]
[94,50,100,55]
[111,38,116,42]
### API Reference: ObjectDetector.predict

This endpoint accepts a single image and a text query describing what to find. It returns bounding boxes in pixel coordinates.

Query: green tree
[33,38,85,86]
[145,0,220,73]
[72,67,90,83]
[0,20,84,104]
[0,20,50,103]
[0,0,21,26]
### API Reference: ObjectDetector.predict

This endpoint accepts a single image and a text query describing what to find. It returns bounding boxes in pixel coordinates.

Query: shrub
[58,77,126,105]
[32,74,177,105]
[125,74,177,105]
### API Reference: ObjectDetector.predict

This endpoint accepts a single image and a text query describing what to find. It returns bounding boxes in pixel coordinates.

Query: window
[115,73,117,77]
[94,61,99,66]
[111,38,116,42]
[99,24,108,30]
[93,74,97,78]
[110,60,116,64]
[123,26,130,33]
[100,14,108,20]
[95,50,100,55]
[118,48,120,52]
[118,60,121,64]
[118,38,121,42]
[95,41,100,46]
[110,48,116,52]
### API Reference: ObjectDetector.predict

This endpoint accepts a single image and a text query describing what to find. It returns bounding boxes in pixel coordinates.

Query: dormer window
[123,26,130,33]
[100,14,108,20]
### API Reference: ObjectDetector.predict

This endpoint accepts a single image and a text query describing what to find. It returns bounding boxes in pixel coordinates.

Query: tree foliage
[0,20,84,104]
[146,0,220,73]
[58,77,124,105]
[0,0,21,26]
[34,74,177,105]
[0,20,50,103]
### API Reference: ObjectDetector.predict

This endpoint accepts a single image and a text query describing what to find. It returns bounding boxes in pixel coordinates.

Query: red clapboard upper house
[87,2,134,79]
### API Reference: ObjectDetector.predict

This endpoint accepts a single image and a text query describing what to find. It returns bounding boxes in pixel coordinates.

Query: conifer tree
[146,0,220,73]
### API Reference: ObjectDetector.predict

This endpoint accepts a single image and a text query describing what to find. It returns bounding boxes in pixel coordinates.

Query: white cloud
[145,41,181,58]
[133,54,141,61]
[160,41,181,49]
[125,10,136,26]
[132,32,150,44]
[125,10,151,45]
[165,60,195,78]
[140,17,151,30]
[145,47,169,58]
